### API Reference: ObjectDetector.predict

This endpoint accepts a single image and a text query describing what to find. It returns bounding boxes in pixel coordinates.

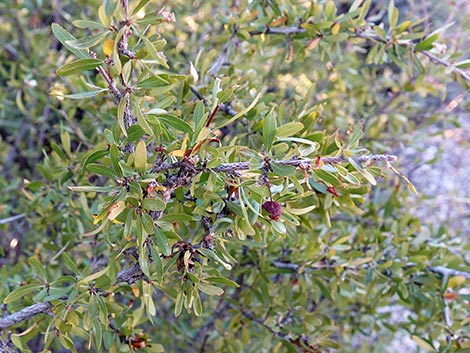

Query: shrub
[1,1,470,352]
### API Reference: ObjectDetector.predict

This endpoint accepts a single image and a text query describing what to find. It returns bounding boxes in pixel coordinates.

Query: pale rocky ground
[354,2,470,351]
[404,106,470,235]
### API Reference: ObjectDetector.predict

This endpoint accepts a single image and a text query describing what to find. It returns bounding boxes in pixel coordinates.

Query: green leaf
[154,227,171,256]
[64,88,108,99]
[279,339,299,353]
[28,257,48,282]
[3,284,41,304]
[205,276,240,288]
[78,266,109,285]
[57,58,103,76]
[348,157,377,185]
[72,20,107,29]
[124,125,146,143]
[141,197,166,211]
[275,122,304,138]
[314,169,341,187]
[271,162,296,176]
[109,144,123,176]
[87,164,119,179]
[62,252,80,276]
[415,33,439,51]
[132,0,151,15]
[68,185,117,193]
[263,112,276,152]
[117,97,128,137]
[215,93,261,129]
[51,23,89,59]
[138,75,170,88]
[134,140,147,173]
[196,282,224,296]
[156,114,193,134]
[388,0,399,30]
[139,34,169,68]
[66,32,108,50]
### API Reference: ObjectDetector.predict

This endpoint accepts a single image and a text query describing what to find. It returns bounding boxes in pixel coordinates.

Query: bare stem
[212,154,397,173]
[0,302,52,330]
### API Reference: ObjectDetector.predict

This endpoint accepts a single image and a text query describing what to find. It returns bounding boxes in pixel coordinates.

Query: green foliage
[1,1,470,352]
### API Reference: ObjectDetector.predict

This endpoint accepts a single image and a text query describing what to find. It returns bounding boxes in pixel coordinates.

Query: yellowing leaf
[134,140,147,173]
[331,22,341,35]
[107,201,126,220]
[448,275,466,288]
[103,38,114,56]
[168,149,185,157]
[131,285,140,297]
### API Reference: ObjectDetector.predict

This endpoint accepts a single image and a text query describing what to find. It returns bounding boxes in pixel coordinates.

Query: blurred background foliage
[1,0,470,352]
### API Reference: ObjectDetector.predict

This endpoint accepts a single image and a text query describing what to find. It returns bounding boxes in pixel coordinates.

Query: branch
[0,263,148,331]
[212,154,397,173]
[420,50,470,82]
[0,302,52,331]
[427,266,470,279]
[247,25,470,83]
[249,26,306,36]
[354,28,470,83]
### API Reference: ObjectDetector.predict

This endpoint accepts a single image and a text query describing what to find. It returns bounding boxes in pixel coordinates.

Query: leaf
[411,336,436,352]
[102,38,114,56]
[271,163,296,176]
[62,252,80,276]
[214,93,261,130]
[348,157,377,185]
[57,58,103,76]
[28,257,48,282]
[68,185,118,192]
[132,0,151,15]
[263,112,276,152]
[139,34,169,68]
[3,284,41,304]
[205,276,240,288]
[196,282,224,296]
[72,20,107,29]
[51,23,89,59]
[124,125,146,142]
[134,140,147,173]
[78,267,109,285]
[314,169,341,187]
[275,122,304,138]
[87,164,119,179]
[117,96,128,137]
[141,197,166,211]
[64,88,108,99]
[107,200,126,221]
[66,32,108,50]
[154,227,171,256]
[138,75,170,88]
[109,144,123,176]
[415,33,439,51]
[388,0,399,30]
[157,114,193,134]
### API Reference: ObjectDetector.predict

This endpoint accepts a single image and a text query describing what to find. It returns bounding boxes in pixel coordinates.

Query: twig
[427,266,470,279]
[249,26,306,36]
[0,214,25,225]
[420,50,470,82]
